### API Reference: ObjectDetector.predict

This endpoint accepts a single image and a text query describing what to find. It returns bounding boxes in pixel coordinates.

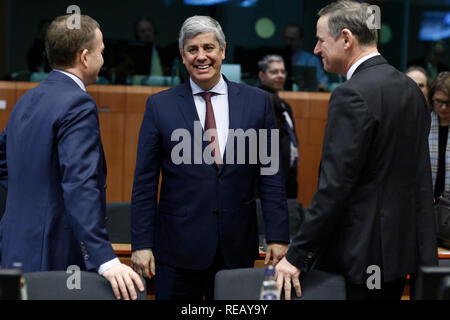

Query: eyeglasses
[433,98,450,108]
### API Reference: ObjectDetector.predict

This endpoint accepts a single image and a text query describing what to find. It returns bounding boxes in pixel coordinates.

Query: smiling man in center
[130,15,290,300]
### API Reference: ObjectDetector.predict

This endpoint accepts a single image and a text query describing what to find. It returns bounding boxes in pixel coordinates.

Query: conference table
[112,243,450,300]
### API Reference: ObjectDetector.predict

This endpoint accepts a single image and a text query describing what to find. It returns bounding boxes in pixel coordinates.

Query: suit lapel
[226,79,244,133]
[221,79,244,174]
[175,81,201,139]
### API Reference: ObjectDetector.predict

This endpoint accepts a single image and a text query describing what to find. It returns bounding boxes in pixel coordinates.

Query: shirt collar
[54,69,86,91]
[346,52,380,80]
[190,74,227,95]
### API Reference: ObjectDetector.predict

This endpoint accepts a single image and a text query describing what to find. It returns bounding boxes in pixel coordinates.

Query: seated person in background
[428,72,450,203]
[27,19,52,74]
[107,17,177,84]
[406,66,429,105]
[258,54,299,198]
[408,41,449,84]
[284,23,329,91]
[134,17,163,76]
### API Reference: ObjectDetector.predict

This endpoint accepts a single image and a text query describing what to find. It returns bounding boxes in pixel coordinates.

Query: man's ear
[79,49,89,68]
[258,70,265,83]
[341,29,353,50]
[221,42,226,60]
[179,49,186,64]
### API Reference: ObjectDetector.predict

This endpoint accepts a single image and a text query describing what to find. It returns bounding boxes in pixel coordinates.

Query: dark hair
[428,71,450,106]
[284,23,304,40]
[45,15,100,69]
[318,0,378,46]
[134,17,157,40]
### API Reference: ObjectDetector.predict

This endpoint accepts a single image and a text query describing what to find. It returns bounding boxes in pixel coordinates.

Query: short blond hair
[45,15,100,69]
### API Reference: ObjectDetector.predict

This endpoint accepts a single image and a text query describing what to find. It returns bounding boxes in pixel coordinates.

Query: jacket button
[213,210,218,215]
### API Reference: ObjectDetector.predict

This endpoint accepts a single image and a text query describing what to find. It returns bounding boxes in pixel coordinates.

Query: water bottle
[12,262,28,300]
[259,265,280,300]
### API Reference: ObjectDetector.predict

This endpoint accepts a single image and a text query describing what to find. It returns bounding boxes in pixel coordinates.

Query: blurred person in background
[258,54,299,199]
[428,71,450,203]
[406,65,429,105]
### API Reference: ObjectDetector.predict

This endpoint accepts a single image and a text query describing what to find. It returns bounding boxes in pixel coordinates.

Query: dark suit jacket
[286,56,438,284]
[131,77,290,270]
[259,84,298,198]
[0,71,116,272]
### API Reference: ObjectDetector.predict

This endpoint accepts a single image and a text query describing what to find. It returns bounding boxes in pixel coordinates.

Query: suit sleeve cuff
[98,257,121,275]
[285,246,317,273]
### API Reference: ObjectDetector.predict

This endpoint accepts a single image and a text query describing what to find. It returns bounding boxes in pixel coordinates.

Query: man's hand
[131,249,155,279]
[275,257,301,300]
[101,263,145,300]
[265,242,288,266]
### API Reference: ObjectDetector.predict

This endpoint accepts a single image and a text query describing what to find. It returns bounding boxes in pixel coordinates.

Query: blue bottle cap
[265,265,275,276]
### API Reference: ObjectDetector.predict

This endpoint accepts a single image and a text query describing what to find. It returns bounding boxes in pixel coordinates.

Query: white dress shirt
[190,75,229,159]
[346,52,380,80]
[54,69,121,275]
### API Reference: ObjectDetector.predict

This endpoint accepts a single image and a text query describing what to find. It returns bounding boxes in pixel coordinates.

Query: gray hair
[258,54,284,73]
[318,0,378,46]
[405,65,428,79]
[178,15,226,52]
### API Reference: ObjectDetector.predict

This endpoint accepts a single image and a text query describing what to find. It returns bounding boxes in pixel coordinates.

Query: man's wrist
[98,257,121,275]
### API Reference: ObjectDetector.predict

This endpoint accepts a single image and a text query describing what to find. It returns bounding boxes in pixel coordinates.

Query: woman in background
[428,71,450,203]
[405,66,429,105]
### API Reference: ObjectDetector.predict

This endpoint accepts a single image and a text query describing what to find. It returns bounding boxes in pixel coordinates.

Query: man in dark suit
[275,0,438,300]
[0,15,143,300]
[130,15,290,300]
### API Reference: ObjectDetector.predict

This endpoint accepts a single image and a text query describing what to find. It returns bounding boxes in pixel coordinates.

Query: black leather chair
[439,259,450,267]
[214,267,346,300]
[413,266,450,300]
[105,202,131,243]
[24,271,146,300]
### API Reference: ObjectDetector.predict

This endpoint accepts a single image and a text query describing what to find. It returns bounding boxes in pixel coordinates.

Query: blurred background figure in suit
[258,54,299,199]
[284,23,329,91]
[27,18,52,74]
[409,41,449,84]
[134,17,163,76]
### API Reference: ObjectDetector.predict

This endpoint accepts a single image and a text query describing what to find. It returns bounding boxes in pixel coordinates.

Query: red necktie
[198,91,221,167]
